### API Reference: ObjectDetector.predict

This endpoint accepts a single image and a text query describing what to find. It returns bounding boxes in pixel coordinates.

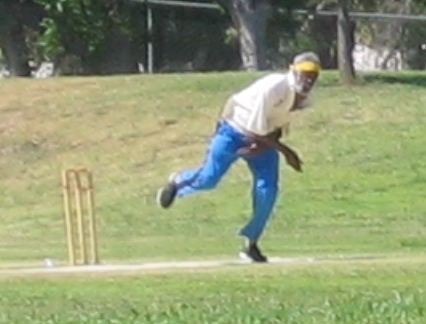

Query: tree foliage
[0,0,425,76]
[0,0,44,76]
[35,0,145,73]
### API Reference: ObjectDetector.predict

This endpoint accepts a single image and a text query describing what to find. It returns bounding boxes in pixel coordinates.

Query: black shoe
[239,242,268,263]
[156,174,178,209]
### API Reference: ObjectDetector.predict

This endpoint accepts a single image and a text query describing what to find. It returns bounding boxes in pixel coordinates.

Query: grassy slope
[0,72,426,265]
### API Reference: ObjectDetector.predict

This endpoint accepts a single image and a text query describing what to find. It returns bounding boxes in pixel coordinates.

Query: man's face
[294,71,318,95]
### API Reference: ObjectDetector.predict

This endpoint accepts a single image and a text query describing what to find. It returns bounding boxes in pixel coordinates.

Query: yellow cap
[290,61,321,73]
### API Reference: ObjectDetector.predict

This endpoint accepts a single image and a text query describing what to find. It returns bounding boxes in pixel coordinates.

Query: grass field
[1,259,426,323]
[0,71,426,323]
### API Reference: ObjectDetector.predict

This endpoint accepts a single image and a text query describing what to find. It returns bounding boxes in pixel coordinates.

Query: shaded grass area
[0,71,425,265]
[360,70,426,88]
[1,260,426,323]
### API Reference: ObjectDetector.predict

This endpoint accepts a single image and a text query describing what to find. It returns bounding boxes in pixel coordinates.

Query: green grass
[0,71,426,265]
[1,71,426,323]
[1,259,426,323]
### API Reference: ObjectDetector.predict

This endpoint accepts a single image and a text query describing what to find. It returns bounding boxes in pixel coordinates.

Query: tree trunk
[308,2,338,69]
[0,1,33,77]
[220,0,270,71]
[379,0,411,70]
[337,0,356,85]
[96,29,139,75]
[2,22,31,77]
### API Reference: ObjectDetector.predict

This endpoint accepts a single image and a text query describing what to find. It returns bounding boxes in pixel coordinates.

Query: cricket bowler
[157,51,321,262]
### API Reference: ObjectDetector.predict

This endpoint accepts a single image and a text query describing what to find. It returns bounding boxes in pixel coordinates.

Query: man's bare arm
[237,129,281,156]
[251,132,303,172]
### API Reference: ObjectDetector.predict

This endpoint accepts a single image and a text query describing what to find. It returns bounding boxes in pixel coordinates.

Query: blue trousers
[174,121,279,241]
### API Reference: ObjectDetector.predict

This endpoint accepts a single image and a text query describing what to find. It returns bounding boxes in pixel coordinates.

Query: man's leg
[239,148,279,262]
[157,122,244,208]
[175,132,238,196]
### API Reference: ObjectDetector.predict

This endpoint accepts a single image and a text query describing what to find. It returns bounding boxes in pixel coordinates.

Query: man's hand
[238,129,281,156]
[237,142,266,156]
[248,130,303,172]
[280,145,303,172]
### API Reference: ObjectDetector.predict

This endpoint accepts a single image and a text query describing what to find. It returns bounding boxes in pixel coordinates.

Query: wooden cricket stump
[61,168,100,266]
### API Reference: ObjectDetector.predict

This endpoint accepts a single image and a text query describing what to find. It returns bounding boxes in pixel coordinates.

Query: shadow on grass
[360,73,426,88]
[317,71,426,88]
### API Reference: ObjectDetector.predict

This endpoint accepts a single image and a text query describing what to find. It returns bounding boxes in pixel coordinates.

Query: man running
[157,52,321,262]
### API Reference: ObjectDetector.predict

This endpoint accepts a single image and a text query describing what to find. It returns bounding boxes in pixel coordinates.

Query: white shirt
[221,72,310,136]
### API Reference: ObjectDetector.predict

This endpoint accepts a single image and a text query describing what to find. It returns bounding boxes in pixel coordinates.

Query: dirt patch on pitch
[0,254,425,278]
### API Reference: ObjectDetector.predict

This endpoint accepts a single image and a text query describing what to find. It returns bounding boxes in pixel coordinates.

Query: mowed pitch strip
[1,254,423,276]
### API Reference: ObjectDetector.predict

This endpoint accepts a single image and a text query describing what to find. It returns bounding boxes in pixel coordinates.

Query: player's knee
[195,172,221,190]
[255,178,278,194]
